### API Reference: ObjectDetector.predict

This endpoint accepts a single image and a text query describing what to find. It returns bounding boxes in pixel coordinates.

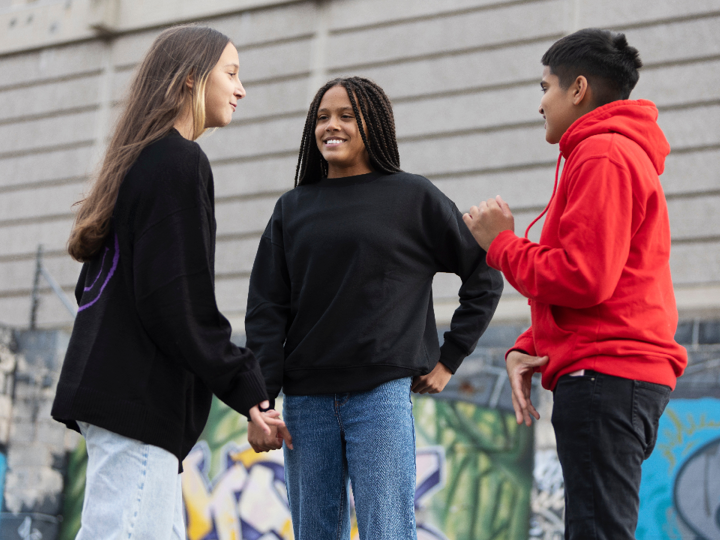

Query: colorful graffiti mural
[57,393,533,540]
[637,397,720,540]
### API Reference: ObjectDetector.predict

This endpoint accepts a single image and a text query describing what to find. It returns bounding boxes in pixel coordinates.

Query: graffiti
[56,394,533,540]
[0,451,6,511]
[182,441,292,540]
[529,449,564,539]
[637,398,720,540]
[674,438,720,539]
[17,517,43,540]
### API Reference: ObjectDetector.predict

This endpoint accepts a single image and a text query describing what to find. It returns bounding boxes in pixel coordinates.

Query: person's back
[462,28,687,540]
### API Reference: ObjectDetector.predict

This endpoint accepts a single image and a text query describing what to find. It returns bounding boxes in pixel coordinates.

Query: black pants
[552,370,671,540]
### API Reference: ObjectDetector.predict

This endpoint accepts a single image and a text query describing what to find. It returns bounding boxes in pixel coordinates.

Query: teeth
[326,139,343,144]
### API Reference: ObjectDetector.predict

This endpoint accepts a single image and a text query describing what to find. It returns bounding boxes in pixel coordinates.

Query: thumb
[496,195,511,215]
[530,355,549,366]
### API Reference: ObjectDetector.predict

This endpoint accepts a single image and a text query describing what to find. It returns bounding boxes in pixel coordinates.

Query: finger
[278,426,294,450]
[262,416,286,428]
[249,407,271,435]
[259,400,270,410]
[462,213,472,226]
[510,391,524,425]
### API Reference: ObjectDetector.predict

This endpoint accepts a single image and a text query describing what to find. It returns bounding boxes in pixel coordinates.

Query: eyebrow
[317,106,354,113]
[224,63,239,69]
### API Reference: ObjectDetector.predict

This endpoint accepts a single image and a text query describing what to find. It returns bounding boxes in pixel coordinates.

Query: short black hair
[541,28,642,107]
[294,77,402,186]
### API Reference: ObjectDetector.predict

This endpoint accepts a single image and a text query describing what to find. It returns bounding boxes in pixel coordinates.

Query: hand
[462,195,514,251]
[248,402,293,452]
[412,362,452,394]
[506,351,549,426]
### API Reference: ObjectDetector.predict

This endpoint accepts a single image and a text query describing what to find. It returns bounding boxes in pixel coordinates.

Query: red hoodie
[487,100,687,391]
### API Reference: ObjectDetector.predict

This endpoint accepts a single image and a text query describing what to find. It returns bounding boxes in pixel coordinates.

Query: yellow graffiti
[658,410,720,471]
[182,442,293,540]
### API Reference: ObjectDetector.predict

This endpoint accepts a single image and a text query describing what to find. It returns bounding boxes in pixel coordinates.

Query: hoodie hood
[559,99,670,175]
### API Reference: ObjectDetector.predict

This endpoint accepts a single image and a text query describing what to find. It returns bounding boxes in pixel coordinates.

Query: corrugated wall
[1,0,719,330]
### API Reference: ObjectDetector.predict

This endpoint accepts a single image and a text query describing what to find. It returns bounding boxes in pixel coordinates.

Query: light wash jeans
[76,422,186,540]
[283,377,418,540]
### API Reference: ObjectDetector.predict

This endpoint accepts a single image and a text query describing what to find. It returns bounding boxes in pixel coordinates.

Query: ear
[572,75,590,106]
[185,73,194,90]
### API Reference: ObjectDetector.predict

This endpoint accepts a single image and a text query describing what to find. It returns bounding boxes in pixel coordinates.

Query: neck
[327,161,373,179]
[173,107,195,140]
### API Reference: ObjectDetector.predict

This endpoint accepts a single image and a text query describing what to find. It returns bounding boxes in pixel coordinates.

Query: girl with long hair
[51,25,286,540]
[245,77,503,539]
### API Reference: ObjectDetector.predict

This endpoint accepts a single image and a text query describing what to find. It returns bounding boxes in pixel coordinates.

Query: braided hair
[294,77,402,187]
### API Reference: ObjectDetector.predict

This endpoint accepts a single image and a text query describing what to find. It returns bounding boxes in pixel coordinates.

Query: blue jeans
[76,422,186,540]
[283,377,418,540]
[552,370,671,540]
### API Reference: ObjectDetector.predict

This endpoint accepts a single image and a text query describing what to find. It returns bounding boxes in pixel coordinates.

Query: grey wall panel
[0,146,94,189]
[393,84,543,140]
[671,241,720,285]
[0,74,101,122]
[659,105,720,150]
[334,40,555,100]
[0,111,96,155]
[0,41,105,89]
[0,183,81,222]
[667,195,720,241]
[624,16,720,65]
[328,0,524,31]
[239,77,311,120]
[110,31,157,68]
[399,125,557,177]
[212,156,297,198]
[215,236,263,275]
[326,1,564,69]
[434,166,557,212]
[215,276,250,316]
[0,220,74,258]
[236,38,313,83]
[662,149,720,196]
[212,3,317,47]
[0,293,76,329]
[578,0,720,29]
[198,115,305,161]
[0,256,81,293]
[634,60,720,108]
[215,197,278,237]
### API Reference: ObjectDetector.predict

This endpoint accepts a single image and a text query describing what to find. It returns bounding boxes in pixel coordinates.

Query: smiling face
[204,41,246,128]
[314,85,372,178]
[539,65,584,144]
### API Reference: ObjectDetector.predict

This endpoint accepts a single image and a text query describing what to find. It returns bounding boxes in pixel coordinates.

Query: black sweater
[245,171,503,402]
[52,129,268,464]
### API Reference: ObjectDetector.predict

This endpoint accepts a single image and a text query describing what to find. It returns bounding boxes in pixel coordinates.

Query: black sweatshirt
[245,171,503,403]
[52,129,268,464]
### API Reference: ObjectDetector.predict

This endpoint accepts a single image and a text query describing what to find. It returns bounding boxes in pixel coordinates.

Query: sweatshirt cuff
[439,339,467,374]
[486,230,518,270]
[220,366,269,418]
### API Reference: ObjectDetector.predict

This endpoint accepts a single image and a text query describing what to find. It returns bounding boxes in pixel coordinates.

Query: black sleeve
[74,264,89,304]
[131,151,268,418]
[433,205,504,373]
[245,205,291,408]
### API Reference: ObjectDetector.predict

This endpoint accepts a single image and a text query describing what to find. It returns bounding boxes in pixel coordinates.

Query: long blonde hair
[68,25,230,262]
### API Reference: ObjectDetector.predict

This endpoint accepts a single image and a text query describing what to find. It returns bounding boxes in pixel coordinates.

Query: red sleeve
[487,156,633,309]
[506,325,536,359]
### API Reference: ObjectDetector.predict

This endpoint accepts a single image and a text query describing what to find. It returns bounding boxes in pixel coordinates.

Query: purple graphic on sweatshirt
[78,233,119,312]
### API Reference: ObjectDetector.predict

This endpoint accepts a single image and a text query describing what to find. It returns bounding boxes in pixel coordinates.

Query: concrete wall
[1,0,719,332]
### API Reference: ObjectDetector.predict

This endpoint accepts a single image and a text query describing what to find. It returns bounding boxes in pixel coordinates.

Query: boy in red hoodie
[463,29,687,539]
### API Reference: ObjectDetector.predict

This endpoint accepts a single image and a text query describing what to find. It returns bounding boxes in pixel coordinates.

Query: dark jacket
[246,171,503,403]
[52,129,267,464]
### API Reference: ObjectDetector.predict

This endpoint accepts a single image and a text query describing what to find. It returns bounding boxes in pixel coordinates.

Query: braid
[294,76,402,187]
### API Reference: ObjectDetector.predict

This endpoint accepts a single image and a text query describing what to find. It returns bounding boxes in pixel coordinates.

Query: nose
[326,115,340,131]
[235,81,246,100]
[538,104,544,116]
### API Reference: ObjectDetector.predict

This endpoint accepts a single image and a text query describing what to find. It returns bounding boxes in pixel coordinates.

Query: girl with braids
[51,25,285,539]
[245,77,503,539]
